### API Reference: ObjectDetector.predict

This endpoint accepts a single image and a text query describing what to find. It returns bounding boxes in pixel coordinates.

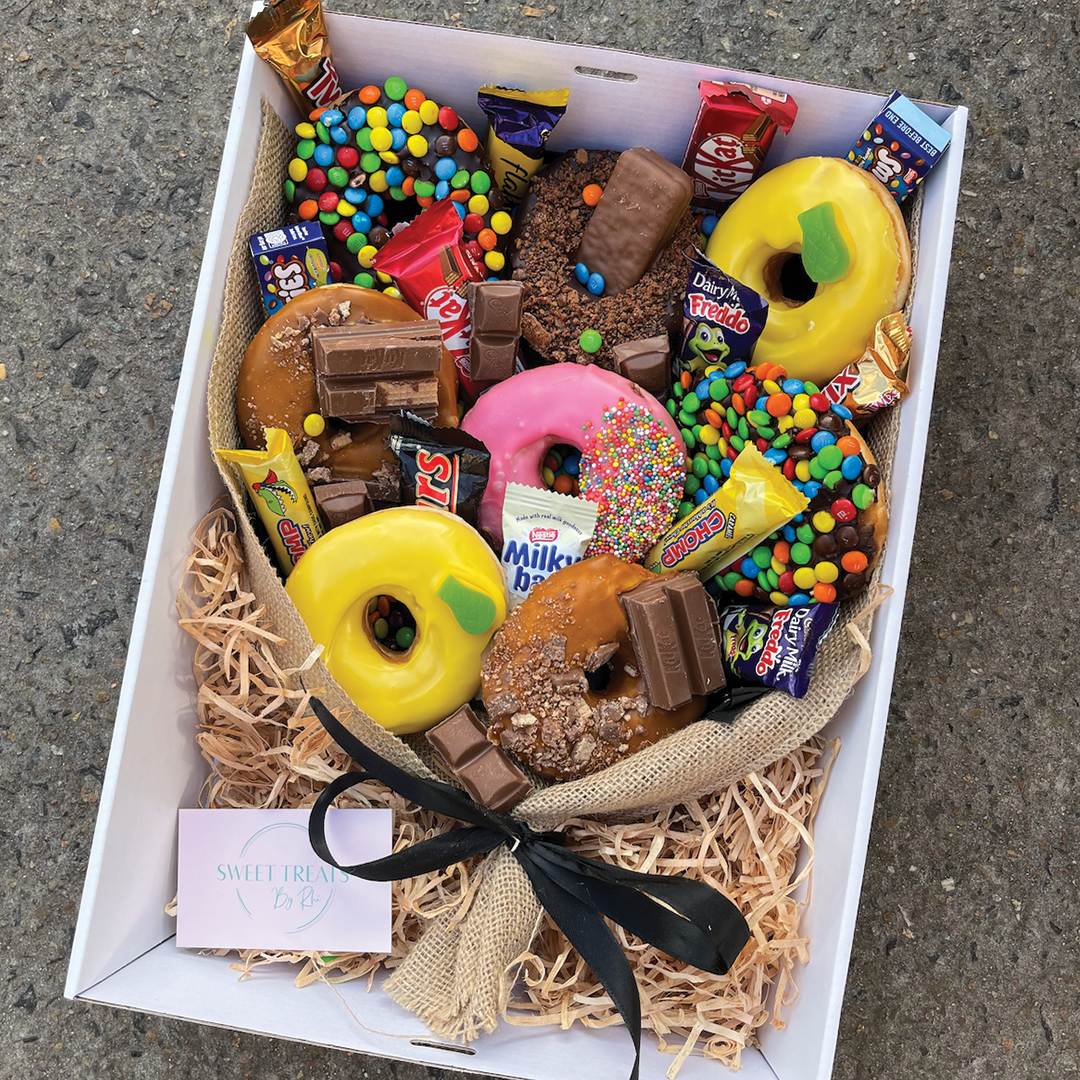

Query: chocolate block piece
[312,321,442,422]
[662,574,727,695]
[426,704,533,813]
[612,335,672,398]
[467,280,524,382]
[314,479,372,529]
[575,147,694,297]
[619,572,726,711]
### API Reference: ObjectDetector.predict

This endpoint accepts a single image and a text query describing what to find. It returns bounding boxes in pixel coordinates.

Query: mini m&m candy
[671,360,885,604]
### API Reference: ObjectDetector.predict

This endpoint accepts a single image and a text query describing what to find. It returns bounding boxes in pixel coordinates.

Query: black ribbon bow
[308,697,750,1080]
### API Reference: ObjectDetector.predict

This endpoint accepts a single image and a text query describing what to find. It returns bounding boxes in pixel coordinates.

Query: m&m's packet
[678,249,768,376]
[477,85,570,206]
[249,222,330,317]
[847,91,951,202]
[245,0,341,114]
[720,602,838,699]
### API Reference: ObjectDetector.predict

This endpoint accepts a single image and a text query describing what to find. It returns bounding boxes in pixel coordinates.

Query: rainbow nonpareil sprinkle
[580,399,684,562]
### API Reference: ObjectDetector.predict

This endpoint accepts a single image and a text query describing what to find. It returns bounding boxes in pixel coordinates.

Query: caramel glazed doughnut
[509,149,697,371]
[235,284,459,500]
[482,555,706,781]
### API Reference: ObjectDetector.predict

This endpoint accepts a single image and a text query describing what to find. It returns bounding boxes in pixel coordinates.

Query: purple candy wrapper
[846,91,951,202]
[678,249,768,376]
[720,603,838,698]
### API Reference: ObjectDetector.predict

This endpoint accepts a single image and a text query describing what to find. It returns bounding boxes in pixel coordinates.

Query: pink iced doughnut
[462,364,684,562]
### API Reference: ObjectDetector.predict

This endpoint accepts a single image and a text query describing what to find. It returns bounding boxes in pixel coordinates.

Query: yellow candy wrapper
[477,86,570,206]
[218,428,326,576]
[643,444,808,579]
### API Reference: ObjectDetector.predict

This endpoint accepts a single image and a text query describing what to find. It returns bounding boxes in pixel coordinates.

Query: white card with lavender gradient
[177,809,392,952]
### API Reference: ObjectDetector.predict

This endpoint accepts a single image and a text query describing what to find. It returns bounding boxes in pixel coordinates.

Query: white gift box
[65,11,966,1080]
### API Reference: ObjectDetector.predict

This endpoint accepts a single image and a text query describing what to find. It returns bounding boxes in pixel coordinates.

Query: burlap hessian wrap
[204,100,920,1043]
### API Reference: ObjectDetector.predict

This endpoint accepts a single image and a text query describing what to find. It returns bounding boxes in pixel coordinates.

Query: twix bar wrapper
[218,427,326,576]
[682,81,798,207]
[822,312,912,423]
[245,0,341,115]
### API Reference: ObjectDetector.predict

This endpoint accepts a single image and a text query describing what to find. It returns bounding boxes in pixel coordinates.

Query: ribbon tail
[310,697,512,831]
[516,852,642,1080]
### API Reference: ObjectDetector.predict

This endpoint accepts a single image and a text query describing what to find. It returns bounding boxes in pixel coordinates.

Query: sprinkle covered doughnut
[483,556,706,781]
[461,364,684,562]
[683,360,888,604]
[286,506,509,734]
[706,157,911,386]
[285,80,509,284]
[509,149,696,369]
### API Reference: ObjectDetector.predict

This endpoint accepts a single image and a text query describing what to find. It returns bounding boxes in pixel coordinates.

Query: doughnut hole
[584,661,613,694]
[762,251,818,306]
[539,442,583,497]
[367,594,418,655]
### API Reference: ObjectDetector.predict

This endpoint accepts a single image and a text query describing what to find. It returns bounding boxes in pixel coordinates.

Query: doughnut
[508,149,696,369]
[460,363,684,562]
[483,555,706,781]
[678,359,887,604]
[236,284,459,496]
[706,157,911,385]
[285,80,509,284]
[285,506,509,734]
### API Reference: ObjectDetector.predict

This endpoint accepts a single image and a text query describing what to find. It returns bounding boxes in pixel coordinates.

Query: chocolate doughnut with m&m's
[285,79,511,285]
[674,359,887,604]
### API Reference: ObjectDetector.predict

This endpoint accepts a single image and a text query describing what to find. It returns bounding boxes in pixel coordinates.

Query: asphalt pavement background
[1,0,1077,1077]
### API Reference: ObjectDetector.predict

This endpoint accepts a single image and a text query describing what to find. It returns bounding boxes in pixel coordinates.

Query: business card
[177,808,392,952]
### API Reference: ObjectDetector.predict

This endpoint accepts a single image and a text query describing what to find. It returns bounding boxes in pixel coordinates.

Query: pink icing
[461,364,684,558]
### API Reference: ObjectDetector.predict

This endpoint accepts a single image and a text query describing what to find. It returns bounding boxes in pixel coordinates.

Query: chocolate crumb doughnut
[509,149,696,370]
[483,555,706,781]
[236,284,459,499]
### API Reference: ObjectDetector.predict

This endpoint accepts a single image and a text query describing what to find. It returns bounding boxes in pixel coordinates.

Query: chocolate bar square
[612,335,672,398]
[314,479,372,529]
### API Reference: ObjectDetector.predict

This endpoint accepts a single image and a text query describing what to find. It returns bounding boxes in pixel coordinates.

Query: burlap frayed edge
[195,96,918,1052]
[176,504,833,1072]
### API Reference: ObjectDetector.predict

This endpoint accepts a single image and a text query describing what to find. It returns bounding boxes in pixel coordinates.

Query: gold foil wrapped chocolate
[821,312,911,423]
[245,0,341,115]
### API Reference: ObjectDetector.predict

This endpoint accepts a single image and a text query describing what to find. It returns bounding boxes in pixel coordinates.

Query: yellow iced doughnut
[285,507,509,734]
[707,157,911,385]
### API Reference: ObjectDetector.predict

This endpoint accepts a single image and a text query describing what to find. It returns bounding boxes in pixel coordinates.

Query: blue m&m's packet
[847,91,951,203]
[720,602,838,699]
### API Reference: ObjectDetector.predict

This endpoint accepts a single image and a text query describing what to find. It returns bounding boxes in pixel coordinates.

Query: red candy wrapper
[682,81,799,208]
[373,200,488,400]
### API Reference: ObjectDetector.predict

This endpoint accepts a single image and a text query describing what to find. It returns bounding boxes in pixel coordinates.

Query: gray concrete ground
[1,0,1076,1077]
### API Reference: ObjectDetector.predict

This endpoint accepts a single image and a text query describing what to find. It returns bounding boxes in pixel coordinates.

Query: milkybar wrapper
[218,428,326,576]
[643,445,807,579]
[822,312,911,423]
[501,483,598,607]
[245,0,341,115]
[477,86,569,206]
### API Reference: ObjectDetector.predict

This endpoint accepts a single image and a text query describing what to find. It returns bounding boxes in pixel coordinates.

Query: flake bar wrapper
[822,312,912,423]
[389,412,491,527]
[250,222,330,317]
[218,427,326,576]
[643,444,807,579]
[501,482,599,607]
[847,91,951,202]
[678,248,768,375]
[478,86,569,206]
[682,81,798,208]
[721,602,838,698]
[372,199,488,399]
[245,0,341,115]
